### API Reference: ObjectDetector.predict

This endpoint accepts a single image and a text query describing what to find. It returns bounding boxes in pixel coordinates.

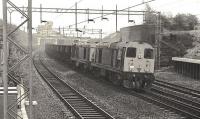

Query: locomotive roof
[46,43,72,47]
[110,41,153,49]
[75,41,98,47]
[96,41,153,49]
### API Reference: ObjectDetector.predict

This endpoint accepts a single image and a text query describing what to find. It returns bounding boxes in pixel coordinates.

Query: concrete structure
[17,85,29,119]
[0,87,17,119]
[172,57,200,79]
[120,24,156,45]
[36,21,65,47]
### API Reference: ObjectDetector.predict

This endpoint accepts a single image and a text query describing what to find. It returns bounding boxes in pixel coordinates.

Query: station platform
[0,86,28,119]
[172,57,200,79]
[0,87,17,119]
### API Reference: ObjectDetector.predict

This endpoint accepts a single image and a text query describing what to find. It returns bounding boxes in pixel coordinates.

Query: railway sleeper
[79,110,97,113]
[65,98,83,101]
[76,108,96,111]
[74,106,93,109]
[79,112,100,114]
[84,117,106,119]
[73,103,91,106]
[64,96,80,99]
[71,103,89,106]
[68,101,87,103]
[67,100,85,103]
[59,90,74,94]
[61,93,77,97]
[81,115,106,118]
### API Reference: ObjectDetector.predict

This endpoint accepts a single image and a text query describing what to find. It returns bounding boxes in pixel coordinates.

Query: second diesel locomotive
[45,24,156,90]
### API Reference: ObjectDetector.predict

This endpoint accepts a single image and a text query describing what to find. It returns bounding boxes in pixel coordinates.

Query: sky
[0,0,200,37]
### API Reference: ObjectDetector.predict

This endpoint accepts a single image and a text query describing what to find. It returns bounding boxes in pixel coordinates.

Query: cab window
[144,48,153,59]
[83,48,86,59]
[126,47,136,58]
[98,49,102,63]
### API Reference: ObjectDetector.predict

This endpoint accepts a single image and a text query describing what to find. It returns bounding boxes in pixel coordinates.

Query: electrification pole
[28,0,33,118]
[158,12,161,69]
[75,2,78,37]
[40,4,42,23]
[116,5,118,32]
[3,0,8,118]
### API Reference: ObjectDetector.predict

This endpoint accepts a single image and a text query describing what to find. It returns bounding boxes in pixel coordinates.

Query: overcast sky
[0,0,200,37]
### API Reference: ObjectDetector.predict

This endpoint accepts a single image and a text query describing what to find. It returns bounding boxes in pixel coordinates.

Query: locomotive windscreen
[120,24,156,45]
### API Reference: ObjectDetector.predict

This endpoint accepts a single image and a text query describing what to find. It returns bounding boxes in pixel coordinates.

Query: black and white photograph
[0,0,200,119]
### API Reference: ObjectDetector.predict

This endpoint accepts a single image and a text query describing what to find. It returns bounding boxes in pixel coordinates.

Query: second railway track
[129,88,200,119]
[33,54,114,119]
[146,79,200,119]
[154,79,200,98]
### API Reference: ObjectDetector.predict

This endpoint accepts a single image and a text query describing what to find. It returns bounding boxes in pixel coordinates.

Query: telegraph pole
[75,2,78,37]
[158,12,161,69]
[40,4,42,23]
[155,12,161,70]
[3,0,8,118]
[116,5,118,32]
[28,0,33,118]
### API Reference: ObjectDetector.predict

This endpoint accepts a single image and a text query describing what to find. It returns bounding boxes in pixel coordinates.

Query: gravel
[44,55,182,119]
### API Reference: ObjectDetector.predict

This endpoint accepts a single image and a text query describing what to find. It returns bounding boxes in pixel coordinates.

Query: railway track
[142,79,200,119]
[154,79,200,98]
[33,55,114,119]
[129,89,200,119]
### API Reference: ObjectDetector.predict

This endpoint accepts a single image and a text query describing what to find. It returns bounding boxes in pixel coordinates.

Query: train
[45,24,156,90]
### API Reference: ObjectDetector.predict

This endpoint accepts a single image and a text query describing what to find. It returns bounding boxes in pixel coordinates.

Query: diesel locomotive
[45,24,156,90]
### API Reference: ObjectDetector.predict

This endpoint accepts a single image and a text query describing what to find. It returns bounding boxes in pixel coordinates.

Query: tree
[144,4,199,30]
[144,4,157,24]
[173,14,198,30]
[187,14,199,30]
[161,14,173,30]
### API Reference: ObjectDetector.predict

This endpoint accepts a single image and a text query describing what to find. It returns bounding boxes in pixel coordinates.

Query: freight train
[45,25,156,90]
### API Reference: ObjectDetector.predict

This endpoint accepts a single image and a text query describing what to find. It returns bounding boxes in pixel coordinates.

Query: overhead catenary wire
[66,0,156,28]
[53,0,85,19]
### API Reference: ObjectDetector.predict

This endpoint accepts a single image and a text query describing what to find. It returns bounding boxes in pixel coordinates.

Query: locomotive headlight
[145,68,150,72]
[129,65,134,71]
[138,55,142,59]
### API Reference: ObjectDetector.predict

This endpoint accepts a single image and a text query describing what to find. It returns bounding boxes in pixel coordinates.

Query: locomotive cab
[123,43,154,73]
[121,42,155,90]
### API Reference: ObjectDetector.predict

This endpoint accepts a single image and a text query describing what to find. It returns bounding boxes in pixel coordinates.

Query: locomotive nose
[145,60,151,72]
[137,66,142,72]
